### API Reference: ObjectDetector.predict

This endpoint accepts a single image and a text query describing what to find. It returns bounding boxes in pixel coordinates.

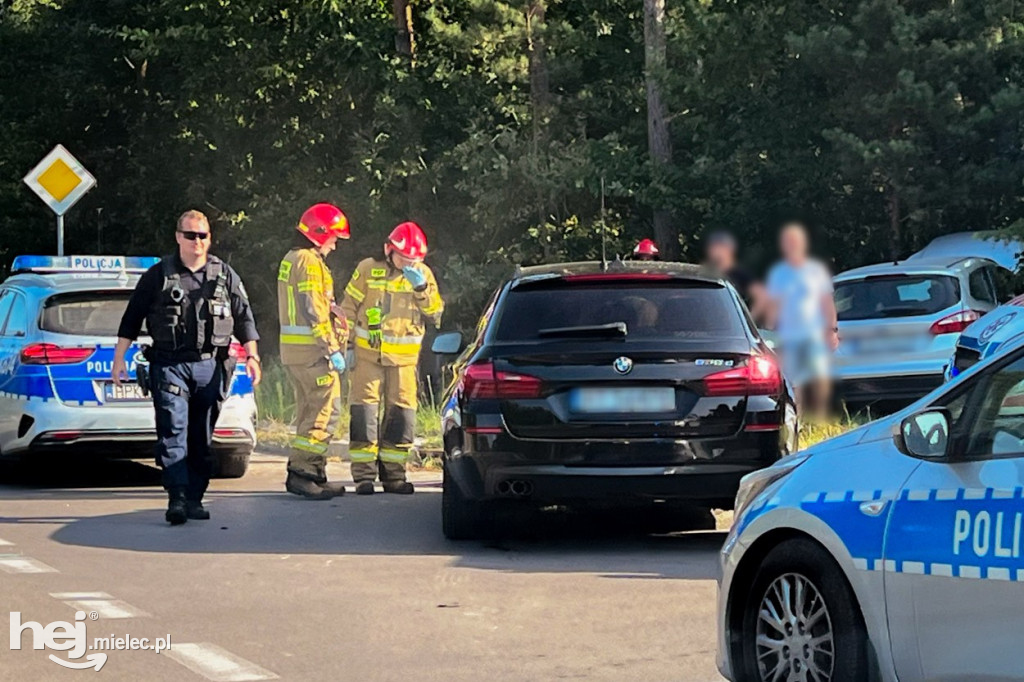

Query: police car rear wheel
[741,538,868,682]
[442,462,486,541]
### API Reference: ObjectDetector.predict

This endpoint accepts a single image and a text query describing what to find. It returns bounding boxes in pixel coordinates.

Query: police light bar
[11,255,160,274]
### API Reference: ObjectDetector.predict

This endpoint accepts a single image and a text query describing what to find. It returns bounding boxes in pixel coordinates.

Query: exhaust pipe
[495,479,533,497]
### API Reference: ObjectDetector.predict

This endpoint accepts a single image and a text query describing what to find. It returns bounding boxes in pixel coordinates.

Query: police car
[946,293,1024,381]
[0,256,257,477]
[718,333,1024,681]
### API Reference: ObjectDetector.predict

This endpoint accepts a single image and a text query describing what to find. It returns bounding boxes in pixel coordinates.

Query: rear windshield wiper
[537,322,628,338]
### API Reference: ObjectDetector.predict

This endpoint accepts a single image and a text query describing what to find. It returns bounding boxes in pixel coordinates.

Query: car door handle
[859,500,889,517]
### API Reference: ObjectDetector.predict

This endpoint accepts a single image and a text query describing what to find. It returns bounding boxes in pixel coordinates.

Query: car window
[493,281,746,341]
[968,267,997,305]
[2,293,28,337]
[961,354,1024,457]
[0,291,15,334]
[40,292,137,336]
[834,275,959,321]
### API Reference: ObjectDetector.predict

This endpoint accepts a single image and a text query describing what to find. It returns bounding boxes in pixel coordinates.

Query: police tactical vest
[147,256,233,352]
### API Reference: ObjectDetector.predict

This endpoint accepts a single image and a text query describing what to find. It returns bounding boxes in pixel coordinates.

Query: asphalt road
[0,452,727,681]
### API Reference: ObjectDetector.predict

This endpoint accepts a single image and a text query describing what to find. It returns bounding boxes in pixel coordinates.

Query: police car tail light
[703,355,780,396]
[462,362,543,399]
[20,343,95,365]
[929,309,982,335]
[228,342,247,361]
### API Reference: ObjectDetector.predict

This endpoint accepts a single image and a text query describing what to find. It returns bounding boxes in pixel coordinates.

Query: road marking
[50,592,150,619]
[165,643,278,681]
[0,538,12,546]
[0,554,57,573]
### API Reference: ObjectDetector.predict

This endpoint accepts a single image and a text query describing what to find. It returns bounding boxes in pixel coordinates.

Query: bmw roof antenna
[600,176,609,272]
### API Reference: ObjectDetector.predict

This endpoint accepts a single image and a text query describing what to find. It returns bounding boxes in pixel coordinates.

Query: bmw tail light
[930,310,982,335]
[703,355,781,396]
[20,343,95,365]
[461,361,543,399]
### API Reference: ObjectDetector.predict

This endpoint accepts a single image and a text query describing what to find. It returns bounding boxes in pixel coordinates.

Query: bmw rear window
[834,275,960,321]
[494,280,746,341]
[40,292,138,336]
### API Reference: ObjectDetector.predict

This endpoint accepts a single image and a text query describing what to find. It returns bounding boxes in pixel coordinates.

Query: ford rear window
[41,292,138,336]
[834,275,959,321]
[494,281,746,341]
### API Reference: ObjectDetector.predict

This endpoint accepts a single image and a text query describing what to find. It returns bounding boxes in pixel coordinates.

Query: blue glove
[402,266,428,292]
[329,351,347,373]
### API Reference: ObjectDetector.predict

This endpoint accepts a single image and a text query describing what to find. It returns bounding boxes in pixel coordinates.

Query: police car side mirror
[894,408,951,459]
[431,331,463,355]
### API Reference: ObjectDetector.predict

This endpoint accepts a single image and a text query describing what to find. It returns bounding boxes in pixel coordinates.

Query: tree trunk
[643,0,676,260]
[527,1,549,229]
[888,186,901,262]
[393,0,414,59]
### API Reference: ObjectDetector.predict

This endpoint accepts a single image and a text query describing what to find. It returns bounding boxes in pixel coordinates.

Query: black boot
[286,471,334,500]
[166,489,188,525]
[318,481,346,497]
[354,481,375,495]
[186,500,211,520]
[382,481,414,495]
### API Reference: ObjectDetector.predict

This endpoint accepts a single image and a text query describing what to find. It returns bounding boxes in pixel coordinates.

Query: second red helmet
[387,221,428,261]
[633,238,659,257]
[297,203,350,247]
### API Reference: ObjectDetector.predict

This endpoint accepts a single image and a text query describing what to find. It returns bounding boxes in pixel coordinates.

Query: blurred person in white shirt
[765,222,838,416]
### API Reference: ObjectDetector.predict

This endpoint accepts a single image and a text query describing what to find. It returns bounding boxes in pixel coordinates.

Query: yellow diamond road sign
[23,145,96,216]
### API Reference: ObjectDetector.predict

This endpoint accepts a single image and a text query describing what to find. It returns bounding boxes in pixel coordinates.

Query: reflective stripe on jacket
[277,247,341,364]
[339,257,443,367]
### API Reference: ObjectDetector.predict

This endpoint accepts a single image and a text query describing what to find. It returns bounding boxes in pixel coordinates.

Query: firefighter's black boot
[286,471,333,500]
[318,481,346,497]
[166,489,188,525]
[185,499,211,520]
[354,481,375,495]
[382,481,414,495]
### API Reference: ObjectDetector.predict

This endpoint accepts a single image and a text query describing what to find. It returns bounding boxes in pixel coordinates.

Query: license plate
[103,382,147,402]
[853,337,918,355]
[569,387,675,414]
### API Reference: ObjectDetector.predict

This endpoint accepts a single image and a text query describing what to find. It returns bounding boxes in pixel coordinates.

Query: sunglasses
[178,230,210,241]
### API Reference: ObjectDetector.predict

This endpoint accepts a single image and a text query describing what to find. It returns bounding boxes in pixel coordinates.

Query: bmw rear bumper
[446,432,784,508]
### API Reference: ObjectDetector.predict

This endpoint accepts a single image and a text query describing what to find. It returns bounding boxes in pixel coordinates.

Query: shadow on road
[1,457,725,580]
[0,457,163,489]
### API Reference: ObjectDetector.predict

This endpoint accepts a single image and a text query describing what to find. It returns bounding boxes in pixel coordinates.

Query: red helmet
[386,221,428,261]
[633,238,659,257]
[297,203,350,247]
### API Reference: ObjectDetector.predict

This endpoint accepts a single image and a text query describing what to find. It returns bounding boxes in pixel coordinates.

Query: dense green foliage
[3,1,1023,340]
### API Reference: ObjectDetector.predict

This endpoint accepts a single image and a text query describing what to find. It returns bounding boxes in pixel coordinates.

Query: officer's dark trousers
[152,358,225,499]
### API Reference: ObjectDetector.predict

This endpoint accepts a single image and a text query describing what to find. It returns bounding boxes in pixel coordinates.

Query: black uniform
[118,254,258,499]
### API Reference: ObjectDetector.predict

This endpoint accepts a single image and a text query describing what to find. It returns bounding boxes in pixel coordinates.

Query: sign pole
[57,214,65,256]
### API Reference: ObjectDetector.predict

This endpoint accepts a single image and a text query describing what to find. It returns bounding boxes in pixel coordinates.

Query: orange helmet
[386,221,428,261]
[633,238,659,257]
[297,203,349,247]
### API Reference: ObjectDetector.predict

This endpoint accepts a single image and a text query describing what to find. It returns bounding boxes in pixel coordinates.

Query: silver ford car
[832,255,1004,406]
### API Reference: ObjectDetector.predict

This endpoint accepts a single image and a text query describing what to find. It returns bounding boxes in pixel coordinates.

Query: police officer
[112,210,262,525]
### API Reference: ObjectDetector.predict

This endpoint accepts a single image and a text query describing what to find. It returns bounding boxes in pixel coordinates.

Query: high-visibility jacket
[277,247,343,365]
[339,257,443,367]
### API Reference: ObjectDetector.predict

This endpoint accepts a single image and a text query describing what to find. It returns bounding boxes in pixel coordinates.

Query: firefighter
[633,238,660,261]
[277,203,351,500]
[340,221,443,495]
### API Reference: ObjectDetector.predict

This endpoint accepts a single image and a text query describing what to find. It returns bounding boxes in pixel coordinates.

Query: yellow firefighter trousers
[349,359,418,484]
[284,359,340,481]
